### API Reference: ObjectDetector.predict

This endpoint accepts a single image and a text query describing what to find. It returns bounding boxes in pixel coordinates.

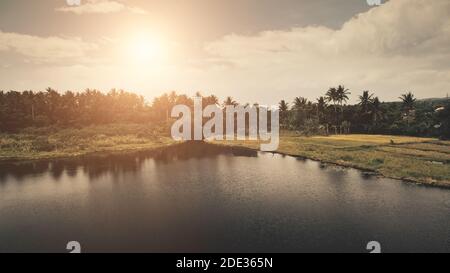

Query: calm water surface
[0,143,449,253]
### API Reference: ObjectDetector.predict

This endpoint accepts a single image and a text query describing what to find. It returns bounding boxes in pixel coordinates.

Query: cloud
[0,30,98,63]
[56,0,148,15]
[2,0,449,104]
[201,0,450,102]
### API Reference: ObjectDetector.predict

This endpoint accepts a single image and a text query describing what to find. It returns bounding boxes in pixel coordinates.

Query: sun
[127,32,166,63]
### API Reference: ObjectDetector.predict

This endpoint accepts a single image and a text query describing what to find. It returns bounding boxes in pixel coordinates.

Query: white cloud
[56,0,148,15]
[201,0,450,102]
[0,30,98,63]
[2,0,449,104]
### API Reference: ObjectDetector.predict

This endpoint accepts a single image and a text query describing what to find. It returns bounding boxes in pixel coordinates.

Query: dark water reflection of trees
[0,142,257,183]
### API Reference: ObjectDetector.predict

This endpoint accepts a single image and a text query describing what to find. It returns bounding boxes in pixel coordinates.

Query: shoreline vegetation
[0,124,175,161]
[0,124,448,188]
[0,88,448,187]
[216,133,450,188]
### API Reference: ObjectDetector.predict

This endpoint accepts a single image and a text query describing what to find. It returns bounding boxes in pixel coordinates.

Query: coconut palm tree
[336,85,350,132]
[292,97,308,128]
[336,85,350,107]
[279,100,289,129]
[169,91,177,105]
[222,96,238,107]
[293,97,308,111]
[325,87,338,125]
[316,96,327,125]
[358,91,374,113]
[175,94,193,108]
[203,94,219,106]
[326,86,349,128]
[370,97,384,129]
[279,100,289,112]
[399,92,416,127]
[325,87,338,112]
[358,91,374,132]
[399,92,416,112]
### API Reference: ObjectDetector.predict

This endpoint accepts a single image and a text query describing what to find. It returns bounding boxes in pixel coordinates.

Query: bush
[32,136,54,152]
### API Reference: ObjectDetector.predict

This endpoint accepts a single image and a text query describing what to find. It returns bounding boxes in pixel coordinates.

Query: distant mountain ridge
[383,97,448,105]
[416,97,449,102]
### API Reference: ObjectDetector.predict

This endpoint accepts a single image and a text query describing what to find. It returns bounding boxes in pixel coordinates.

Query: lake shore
[1,126,449,188]
[0,124,176,162]
[215,134,450,188]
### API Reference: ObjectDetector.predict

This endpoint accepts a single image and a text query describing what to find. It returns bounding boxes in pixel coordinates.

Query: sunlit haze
[1,0,449,104]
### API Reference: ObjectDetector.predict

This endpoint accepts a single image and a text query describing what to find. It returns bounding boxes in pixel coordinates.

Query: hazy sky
[0,0,449,104]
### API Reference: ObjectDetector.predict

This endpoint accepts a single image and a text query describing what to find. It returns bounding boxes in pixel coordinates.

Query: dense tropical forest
[0,86,449,139]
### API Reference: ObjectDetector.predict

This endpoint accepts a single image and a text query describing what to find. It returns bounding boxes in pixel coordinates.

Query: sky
[0,0,449,104]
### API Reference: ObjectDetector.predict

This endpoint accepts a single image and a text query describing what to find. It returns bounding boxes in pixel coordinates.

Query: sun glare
[127,32,166,63]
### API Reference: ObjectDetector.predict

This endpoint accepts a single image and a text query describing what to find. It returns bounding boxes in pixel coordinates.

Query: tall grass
[0,123,173,159]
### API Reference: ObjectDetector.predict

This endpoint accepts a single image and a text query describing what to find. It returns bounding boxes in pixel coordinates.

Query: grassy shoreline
[1,126,449,188]
[216,134,450,188]
[0,124,176,162]
[0,140,176,162]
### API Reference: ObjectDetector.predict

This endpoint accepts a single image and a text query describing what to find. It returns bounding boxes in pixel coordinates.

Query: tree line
[278,86,449,139]
[0,87,448,139]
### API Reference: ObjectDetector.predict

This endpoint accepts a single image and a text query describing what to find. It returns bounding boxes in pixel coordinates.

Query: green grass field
[217,134,450,187]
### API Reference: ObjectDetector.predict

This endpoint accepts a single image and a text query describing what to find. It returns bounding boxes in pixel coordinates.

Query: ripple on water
[445,200,450,209]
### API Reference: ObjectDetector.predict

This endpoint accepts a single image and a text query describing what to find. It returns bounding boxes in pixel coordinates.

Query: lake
[0,142,449,253]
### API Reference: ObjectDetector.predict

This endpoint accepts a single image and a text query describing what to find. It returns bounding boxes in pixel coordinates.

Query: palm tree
[293,97,308,111]
[203,94,219,107]
[336,85,350,133]
[279,100,289,112]
[175,94,193,107]
[370,97,384,128]
[222,96,238,107]
[279,100,289,129]
[325,87,338,125]
[316,96,327,125]
[306,101,313,119]
[169,91,177,106]
[358,91,374,113]
[399,92,416,112]
[358,91,374,132]
[292,97,308,128]
[399,92,416,126]
[336,85,350,107]
[326,85,349,128]
[325,87,338,112]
